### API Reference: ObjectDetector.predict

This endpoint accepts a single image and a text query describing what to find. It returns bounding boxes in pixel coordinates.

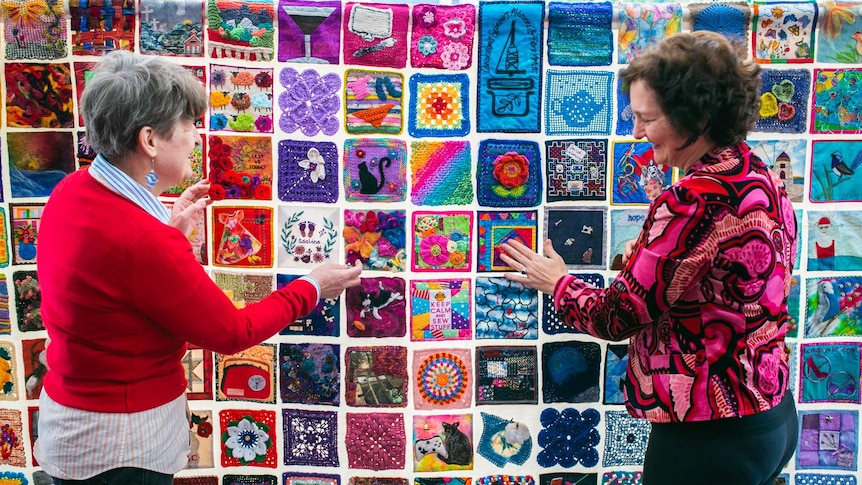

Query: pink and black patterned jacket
[554,143,797,423]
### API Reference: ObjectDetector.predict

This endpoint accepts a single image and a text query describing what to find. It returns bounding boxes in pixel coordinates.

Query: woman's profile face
[630,79,689,170]
[152,117,200,186]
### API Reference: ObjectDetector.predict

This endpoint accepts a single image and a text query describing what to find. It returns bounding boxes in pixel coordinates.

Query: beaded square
[689,2,750,41]
[478,412,531,467]
[345,345,408,407]
[282,409,339,467]
[542,341,601,403]
[345,412,406,470]
[344,209,407,271]
[805,276,862,338]
[753,1,817,63]
[9,205,43,268]
[609,209,648,270]
[547,2,612,66]
[477,210,538,272]
[408,73,470,138]
[279,343,340,406]
[543,274,604,335]
[475,346,538,404]
[3,0,67,59]
[413,211,472,271]
[540,473,597,485]
[749,138,806,203]
[277,274,340,337]
[604,344,628,405]
[188,410,215,469]
[413,348,473,409]
[211,206,273,268]
[413,413,474,471]
[800,342,862,404]
[343,2,409,68]
[0,341,18,401]
[278,67,341,136]
[206,135,273,201]
[70,1,135,55]
[21,338,46,397]
[617,3,682,64]
[277,140,339,203]
[277,0,342,64]
[545,208,606,269]
[15,272,42,333]
[536,407,599,468]
[345,70,404,135]
[0,410,25,467]
[753,68,811,134]
[283,473,340,485]
[812,68,862,134]
[219,409,278,468]
[817,2,862,63]
[343,138,407,202]
[411,279,472,342]
[410,141,474,206]
[545,70,613,136]
[278,206,339,269]
[797,410,858,470]
[224,476,277,485]
[475,277,539,340]
[477,140,542,208]
[346,277,407,337]
[545,139,608,202]
[410,3,476,70]
[601,471,642,485]
[215,344,277,403]
[208,65,274,132]
[5,131,75,198]
[809,140,862,202]
[206,0,274,61]
[806,211,862,273]
[602,411,650,467]
[610,141,672,205]
[183,345,214,400]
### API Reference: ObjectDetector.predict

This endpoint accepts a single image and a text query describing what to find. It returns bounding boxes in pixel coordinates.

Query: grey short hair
[80,50,207,161]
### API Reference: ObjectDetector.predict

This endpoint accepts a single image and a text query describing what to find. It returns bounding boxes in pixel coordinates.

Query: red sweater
[37,169,317,413]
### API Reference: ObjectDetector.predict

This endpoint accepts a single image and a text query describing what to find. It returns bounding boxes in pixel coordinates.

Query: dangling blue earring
[146,158,158,190]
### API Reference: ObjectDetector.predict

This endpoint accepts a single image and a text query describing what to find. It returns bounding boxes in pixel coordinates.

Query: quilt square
[70,0,135,55]
[753,1,817,63]
[278,0,342,64]
[344,209,406,271]
[413,211,472,271]
[610,209,648,270]
[478,412,531,467]
[284,474,340,485]
[601,471,642,485]
[183,345,214,400]
[545,208,607,269]
[278,67,341,136]
[476,1,544,133]
[215,344,277,403]
[800,342,861,403]
[283,409,339,466]
[345,70,404,135]
[14,271,43,332]
[542,341,601,403]
[211,206,273,268]
[540,473,597,485]
[545,70,613,136]
[6,131,75,198]
[279,343,340,406]
[545,139,608,202]
[806,211,862,272]
[603,411,651,467]
[3,0,67,59]
[413,414,474,471]
[604,344,628,405]
[343,138,407,202]
[343,2,409,68]
[219,409,278,468]
[206,135,273,201]
[410,141,474,206]
[797,410,858,470]
[813,68,862,134]
[5,63,73,128]
[413,348,472,409]
[139,0,204,57]
[805,276,862,338]
[345,412,406,470]
[817,1,862,63]
[475,277,539,340]
[213,271,273,308]
[749,139,806,203]
[410,3,476,70]
[345,345,407,407]
[346,277,407,337]
[475,346,538,404]
[537,407,599,468]
[208,65,273,133]
[689,2,750,41]
[277,140,339,203]
[206,0,274,61]
[410,279,472,341]
[611,141,673,205]
[0,409,26,467]
[277,274,340,337]
[477,140,542,207]
[547,1,613,66]
[617,3,683,64]
[21,338,46,399]
[477,211,538,272]
[187,410,215,469]
[543,273,604,335]
[753,68,811,134]
[278,206,339,268]
[408,73,470,137]
[0,341,18,401]
[810,140,862,202]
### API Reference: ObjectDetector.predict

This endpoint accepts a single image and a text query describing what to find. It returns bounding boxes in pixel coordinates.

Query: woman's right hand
[309,260,363,299]
[622,238,637,265]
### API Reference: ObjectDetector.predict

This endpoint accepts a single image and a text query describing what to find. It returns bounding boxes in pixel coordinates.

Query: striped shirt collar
[89,154,171,224]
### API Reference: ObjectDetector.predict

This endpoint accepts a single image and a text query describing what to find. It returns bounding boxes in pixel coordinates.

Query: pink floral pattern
[410,3,475,70]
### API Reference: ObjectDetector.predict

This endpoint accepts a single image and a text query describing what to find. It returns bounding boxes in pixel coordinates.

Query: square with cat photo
[412,413,474,472]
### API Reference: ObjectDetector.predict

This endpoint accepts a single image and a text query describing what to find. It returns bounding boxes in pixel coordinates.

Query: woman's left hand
[169,180,212,237]
[500,239,569,294]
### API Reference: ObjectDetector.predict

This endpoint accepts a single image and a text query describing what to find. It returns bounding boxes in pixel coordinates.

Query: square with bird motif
[810,140,862,202]
[208,64,274,133]
[610,141,673,206]
[343,138,407,202]
[804,275,862,338]
[752,1,817,63]
[211,206,273,268]
[817,2,862,63]
[545,207,606,269]
[412,413,474,471]
[215,343,277,404]
[544,70,613,136]
[800,342,862,404]
[345,277,407,337]
[345,70,404,135]
[342,2,409,68]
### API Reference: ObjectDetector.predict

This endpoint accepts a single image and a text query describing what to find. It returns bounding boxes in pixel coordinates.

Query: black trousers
[51,468,173,485]
[642,393,798,485]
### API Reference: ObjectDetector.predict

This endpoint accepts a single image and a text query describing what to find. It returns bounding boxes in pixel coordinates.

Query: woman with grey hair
[34,51,362,484]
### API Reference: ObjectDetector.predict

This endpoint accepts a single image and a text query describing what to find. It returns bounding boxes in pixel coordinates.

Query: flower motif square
[410,140,474,206]
[536,407,600,468]
[278,206,339,269]
[9,203,44,266]
[542,340,601,403]
[209,64,274,133]
[345,70,404,135]
[545,70,613,136]
[187,410,215,469]
[475,277,538,340]
[282,409,339,467]
[408,73,470,137]
[0,409,25,467]
[602,410,650,467]
[206,135,273,201]
[15,272,43,333]
[277,274,341,337]
[278,67,341,136]
[279,343,340,406]
[219,409,278,468]
[277,140,339,203]
[475,346,538,404]
[410,3,476,69]
[413,348,472,409]
[413,211,472,271]
[546,139,608,202]
[345,412,406,470]
[343,138,407,202]
[345,277,407,337]
[477,140,542,207]
[344,209,406,271]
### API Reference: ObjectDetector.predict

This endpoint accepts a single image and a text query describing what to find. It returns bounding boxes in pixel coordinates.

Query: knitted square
[749,138,806,203]
[5,131,74,198]
[282,409,339,467]
[343,2,409,68]
[601,471,643,485]
[207,135,273,201]
[345,69,404,135]
[617,3,683,64]
[345,277,407,337]
[476,210,538,272]
[0,213,7,268]
[753,1,817,63]
[800,342,862,403]
[604,344,628,405]
[547,1,612,66]
[20,338,45,398]
[753,68,811,134]
[219,409,278,468]
[408,73,470,138]
[537,409,599,468]
[797,410,858,470]
[477,412,531,467]
[795,474,858,485]
[410,279,472,341]
[615,79,633,136]
[188,410,215,469]
[206,0,274,61]
[546,139,608,202]
[610,141,672,205]
[277,274,341,337]
[278,67,341,136]
[345,412,406,470]
[0,409,25,467]
[345,345,408,407]
[278,206,339,268]
[211,206,274,268]
[609,208,648,270]
[410,3,476,70]
[213,271,273,308]
[277,0,342,64]
[689,2,750,41]
[412,413,474,471]
[542,273,604,335]
[344,209,406,271]
[410,141,474,206]
[223,477,277,485]
[69,0,135,55]
[602,411,650,467]
[545,207,607,269]
[475,277,539,340]
[542,341,601,403]
[412,211,472,271]
[182,345,214,400]
[817,2,862,63]
[174,477,218,485]
[277,140,339,203]
[14,272,43,333]
[343,138,407,201]
[545,70,613,136]
[3,1,67,59]
[540,473,597,485]
[284,473,340,485]
[208,65,274,133]
[477,140,542,207]
[215,344,277,403]
[812,68,862,134]
[279,343,340,406]
[413,348,473,409]
[475,346,538,404]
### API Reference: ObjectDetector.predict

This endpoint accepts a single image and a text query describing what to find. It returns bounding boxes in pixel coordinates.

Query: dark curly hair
[620,31,762,149]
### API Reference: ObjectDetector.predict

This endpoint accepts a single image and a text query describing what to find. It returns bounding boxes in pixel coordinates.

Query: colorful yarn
[345,412,406,470]
[277,140,339,203]
[207,0,274,61]
[410,141,473,206]
[410,3,476,70]
[345,69,404,135]
[282,408,339,466]
[545,70,613,136]
[279,67,341,136]
[3,0,67,60]
[601,471,643,485]
[343,138,407,202]
[283,474,340,485]
[223,477,277,485]
[536,407,600,468]
[477,140,542,207]
[753,68,811,134]
[414,349,471,409]
[546,139,608,201]
[174,477,218,485]
[279,342,340,406]
[408,73,470,138]
[412,211,472,271]
[547,1,612,66]
[602,411,651,467]
[476,475,534,485]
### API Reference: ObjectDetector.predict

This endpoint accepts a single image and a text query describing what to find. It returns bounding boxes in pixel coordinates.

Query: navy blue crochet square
[277,140,339,203]
[690,2,751,41]
[753,68,811,134]
[546,70,613,136]
[408,73,471,138]
[542,340,601,403]
[616,79,633,136]
[537,407,600,468]
[602,411,651,467]
[542,273,604,335]
[547,1,613,66]
[477,139,542,207]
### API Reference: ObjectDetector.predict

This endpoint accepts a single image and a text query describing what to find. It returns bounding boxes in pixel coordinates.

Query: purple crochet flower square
[345,412,406,470]
[282,408,339,467]
[278,67,341,136]
[277,140,338,203]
